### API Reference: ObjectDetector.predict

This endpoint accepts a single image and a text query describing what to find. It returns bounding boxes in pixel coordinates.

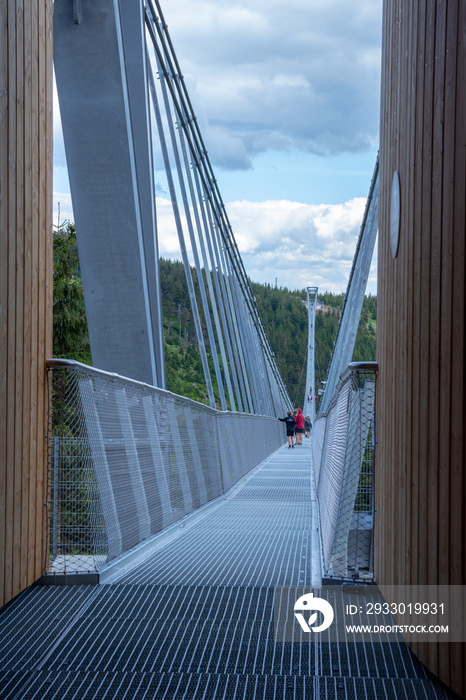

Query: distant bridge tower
[304,287,318,423]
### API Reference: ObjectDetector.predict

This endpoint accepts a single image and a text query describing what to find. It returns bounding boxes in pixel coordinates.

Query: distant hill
[251,283,376,408]
[159,259,376,408]
[53,226,376,410]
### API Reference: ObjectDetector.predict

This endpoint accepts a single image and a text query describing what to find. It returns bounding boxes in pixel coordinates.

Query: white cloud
[53,189,376,294]
[157,195,377,294]
[228,198,374,291]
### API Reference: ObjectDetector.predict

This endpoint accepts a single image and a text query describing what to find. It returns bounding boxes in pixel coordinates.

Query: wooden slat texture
[376,1,466,696]
[403,0,418,592]
[0,0,8,610]
[0,0,53,608]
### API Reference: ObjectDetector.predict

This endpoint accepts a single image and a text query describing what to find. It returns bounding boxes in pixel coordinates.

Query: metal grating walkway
[0,444,456,699]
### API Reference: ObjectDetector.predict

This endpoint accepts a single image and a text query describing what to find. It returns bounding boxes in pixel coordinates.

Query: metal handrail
[339,361,379,385]
[45,358,278,418]
[315,362,379,420]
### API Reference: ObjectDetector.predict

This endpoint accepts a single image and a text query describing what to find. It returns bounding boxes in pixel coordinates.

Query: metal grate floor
[0,444,456,699]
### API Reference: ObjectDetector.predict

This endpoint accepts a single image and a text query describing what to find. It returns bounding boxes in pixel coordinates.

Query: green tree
[53,222,92,365]
[52,238,377,410]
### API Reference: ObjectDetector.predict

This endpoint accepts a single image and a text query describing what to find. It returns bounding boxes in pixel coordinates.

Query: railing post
[313,362,378,581]
[52,437,59,559]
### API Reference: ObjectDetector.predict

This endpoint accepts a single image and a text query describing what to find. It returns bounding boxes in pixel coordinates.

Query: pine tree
[53,223,92,365]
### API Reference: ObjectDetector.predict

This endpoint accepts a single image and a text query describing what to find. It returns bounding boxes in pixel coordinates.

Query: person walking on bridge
[278,411,297,448]
[294,408,305,444]
[304,415,312,438]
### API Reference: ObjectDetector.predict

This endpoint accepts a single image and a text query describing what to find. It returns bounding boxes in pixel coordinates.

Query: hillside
[53,224,377,410]
[159,259,376,407]
[251,284,376,407]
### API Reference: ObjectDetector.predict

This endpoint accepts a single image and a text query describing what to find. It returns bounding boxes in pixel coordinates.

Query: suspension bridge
[1,0,465,699]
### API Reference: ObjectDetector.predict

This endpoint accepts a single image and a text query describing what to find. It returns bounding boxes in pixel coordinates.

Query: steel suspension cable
[190,166,241,412]
[145,0,291,411]
[212,220,255,413]
[157,63,229,410]
[204,204,251,413]
[169,77,239,413]
[146,52,217,408]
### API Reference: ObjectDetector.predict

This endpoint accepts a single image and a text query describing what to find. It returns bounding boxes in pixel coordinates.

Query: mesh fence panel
[310,410,326,488]
[312,364,377,581]
[45,362,284,575]
[46,369,108,574]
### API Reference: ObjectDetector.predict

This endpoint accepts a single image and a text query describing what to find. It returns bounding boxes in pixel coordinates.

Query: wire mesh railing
[49,436,108,573]
[45,359,284,576]
[312,362,377,582]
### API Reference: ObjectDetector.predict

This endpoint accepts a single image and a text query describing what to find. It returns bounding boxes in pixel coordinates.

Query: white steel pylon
[304,287,318,423]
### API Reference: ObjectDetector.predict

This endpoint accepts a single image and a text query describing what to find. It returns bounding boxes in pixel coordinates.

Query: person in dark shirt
[304,415,312,438]
[278,411,297,448]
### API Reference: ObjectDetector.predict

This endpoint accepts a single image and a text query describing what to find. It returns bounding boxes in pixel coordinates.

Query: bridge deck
[0,443,454,699]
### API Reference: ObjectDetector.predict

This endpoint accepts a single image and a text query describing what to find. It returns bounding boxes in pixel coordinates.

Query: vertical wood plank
[404,0,418,591]
[13,0,25,599]
[408,0,425,590]
[397,0,409,589]
[438,0,455,591]
[389,0,400,588]
[388,0,397,587]
[0,0,9,607]
[42,0,54,579]
[27,0,39,584]
[6,0,18,606]
[447,1,466,690]
[36,0,47,581]
[419,0,436,590]
[449,0,466,588]
[429,0,447,584]
[21,0,32,593]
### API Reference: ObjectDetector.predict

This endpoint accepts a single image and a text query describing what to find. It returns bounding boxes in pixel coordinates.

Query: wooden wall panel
[0,0,8,610]
[0,0,53,608]
[376,1,466,695]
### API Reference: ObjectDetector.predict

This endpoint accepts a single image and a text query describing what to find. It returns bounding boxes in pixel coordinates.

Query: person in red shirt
[294,408,305,445]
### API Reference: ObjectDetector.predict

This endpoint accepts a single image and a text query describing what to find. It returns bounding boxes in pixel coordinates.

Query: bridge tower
[54,0,165,388]
[304,287,318,423]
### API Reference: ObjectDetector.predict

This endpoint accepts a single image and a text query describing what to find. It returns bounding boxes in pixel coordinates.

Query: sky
[53,0,382,294]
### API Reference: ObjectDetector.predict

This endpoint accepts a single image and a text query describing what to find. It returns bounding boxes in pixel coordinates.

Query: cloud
[52,192,377,294]
[160,0,382,169]
[203,126,253,170]
[157,195,377,294]
[52,0,379,297]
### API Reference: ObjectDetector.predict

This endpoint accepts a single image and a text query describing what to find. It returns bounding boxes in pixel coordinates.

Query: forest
[53,223,377,410]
